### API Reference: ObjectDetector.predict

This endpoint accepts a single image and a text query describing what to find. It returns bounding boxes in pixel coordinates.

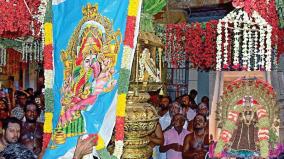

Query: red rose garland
[204,20,218,69]
[166,24,187,68]
[165,1,281,70]
[278,30,284,58]
[0,0,41,38]
[166,21,218,70]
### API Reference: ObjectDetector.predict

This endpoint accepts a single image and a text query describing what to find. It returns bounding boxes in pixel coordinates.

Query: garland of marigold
[95,0,143,159]
[42,0,54,152]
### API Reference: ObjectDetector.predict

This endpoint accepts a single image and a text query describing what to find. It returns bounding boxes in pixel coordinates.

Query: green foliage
[117,68,131,94]
[45,88,54,112]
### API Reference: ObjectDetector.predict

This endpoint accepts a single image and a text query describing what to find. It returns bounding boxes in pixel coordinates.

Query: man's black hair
[2,117,22,130]
[16,91,27,97]
[24,101,41,115]
[194,113,207,123]
[189,89,198,95]
[201,96,209,102]
[160,95,172,103]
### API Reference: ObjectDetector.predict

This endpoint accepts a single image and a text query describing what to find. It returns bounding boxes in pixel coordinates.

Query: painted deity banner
[43,0,141,158]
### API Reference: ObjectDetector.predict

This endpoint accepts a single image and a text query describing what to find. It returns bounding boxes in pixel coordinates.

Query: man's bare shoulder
[184,132,194,141]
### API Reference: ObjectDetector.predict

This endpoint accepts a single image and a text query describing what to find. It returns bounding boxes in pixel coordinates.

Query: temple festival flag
[43,0,142,158]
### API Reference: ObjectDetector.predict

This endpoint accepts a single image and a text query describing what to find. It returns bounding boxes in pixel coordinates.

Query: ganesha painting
[53,3,121,143]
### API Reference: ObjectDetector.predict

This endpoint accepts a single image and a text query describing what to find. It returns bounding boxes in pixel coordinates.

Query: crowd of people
[0,87,44,158]
[0,87,209,159]
[149,89,209,159]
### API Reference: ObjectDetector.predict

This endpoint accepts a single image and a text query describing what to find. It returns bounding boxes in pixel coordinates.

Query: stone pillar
[208,71,216,112]
[209,71,223,140]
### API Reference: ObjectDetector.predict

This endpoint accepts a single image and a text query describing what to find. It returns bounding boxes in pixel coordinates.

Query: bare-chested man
[183,114,209,159]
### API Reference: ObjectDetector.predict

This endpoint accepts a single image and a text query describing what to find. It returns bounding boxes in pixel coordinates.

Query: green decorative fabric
[275,0,284,28]
[140,13,155,32]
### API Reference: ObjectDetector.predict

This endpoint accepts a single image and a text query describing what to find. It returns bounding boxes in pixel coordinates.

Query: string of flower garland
[216,9,273,71]
[166,21,218,70]
[165,0,281,71]
[236,0,280,63]
[95,0,143,159]
[0,47,7,66]
[42,0,54,152]
[21,41,42,63]
[278,30,284,58]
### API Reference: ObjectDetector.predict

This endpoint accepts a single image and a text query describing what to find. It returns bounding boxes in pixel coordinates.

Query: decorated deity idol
[230,96,258,153]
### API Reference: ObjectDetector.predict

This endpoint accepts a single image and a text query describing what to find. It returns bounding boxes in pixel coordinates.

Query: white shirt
[159,111,171,131]
[184,107,196,122]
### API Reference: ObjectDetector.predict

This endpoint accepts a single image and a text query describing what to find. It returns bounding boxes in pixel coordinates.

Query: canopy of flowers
[165,0,283,71]
[0,0,47,39]
[165,21,218,70]
[216,9,274,71]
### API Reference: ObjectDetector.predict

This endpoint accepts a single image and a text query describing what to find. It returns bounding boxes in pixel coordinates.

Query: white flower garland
[233,20,240,66]
[253,27,258,70]
[242,23,248,68]
[0,47,7,66]
[259,25,265,69]
[138,48,160,82]
[113,140,124,159]
[247,27,253,71]
[145,60,160,82]
[44,70,54,88]
[36,0,48,37]
[215,10,273,71]
[224,20,229,66]
[21,41,43,63]
[3,48,6,66]
[216,22,223,71]
[242,11,249,69]
[121,46,133,69]
[265,25,272,71]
